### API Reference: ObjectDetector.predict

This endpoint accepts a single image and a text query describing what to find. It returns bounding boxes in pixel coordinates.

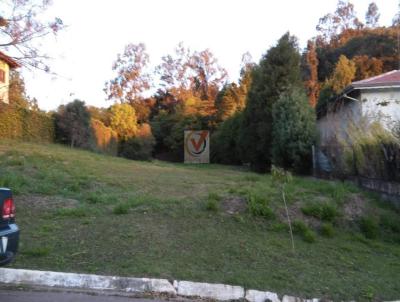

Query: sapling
[271,165,295,253]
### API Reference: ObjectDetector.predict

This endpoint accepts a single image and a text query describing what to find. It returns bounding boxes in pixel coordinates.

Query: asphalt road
[0,290,170,302]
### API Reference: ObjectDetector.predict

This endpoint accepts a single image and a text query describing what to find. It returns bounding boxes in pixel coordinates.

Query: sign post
[184,130,210,164]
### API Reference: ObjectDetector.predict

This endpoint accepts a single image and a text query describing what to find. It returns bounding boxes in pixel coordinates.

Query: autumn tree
[156,42,191,100]
[156,43,227,117]
[109,103,138,140]
[365,2,380,28]
[215,83,241,121]
[330,54,356,93]
[105,43,151,105]
[352,55,382,80]
[238,32,302,172]
[0,0,64,70]
[8,70,29,109]
[188,48,227,101]
[215,55,254,121]
[304,40,319,108]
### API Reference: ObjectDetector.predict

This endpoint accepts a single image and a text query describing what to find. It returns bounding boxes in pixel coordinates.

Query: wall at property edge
[317,100,361,146]
[360,88,400,130]
[0,103,54,142]
[0,60,10,104]
[358,177,400,206]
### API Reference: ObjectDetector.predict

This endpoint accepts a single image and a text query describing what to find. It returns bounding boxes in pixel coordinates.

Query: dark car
[0,188,19,265]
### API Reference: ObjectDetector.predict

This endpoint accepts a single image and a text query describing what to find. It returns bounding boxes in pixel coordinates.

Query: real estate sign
[184,130,210,164]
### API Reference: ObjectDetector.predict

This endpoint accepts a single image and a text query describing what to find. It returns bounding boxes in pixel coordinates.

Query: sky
[20,0,399,111]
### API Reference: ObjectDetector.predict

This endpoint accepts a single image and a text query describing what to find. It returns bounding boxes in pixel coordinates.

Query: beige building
[0,51,20,104]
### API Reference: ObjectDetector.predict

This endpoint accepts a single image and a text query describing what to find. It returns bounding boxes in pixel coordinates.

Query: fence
[313,143,400,204]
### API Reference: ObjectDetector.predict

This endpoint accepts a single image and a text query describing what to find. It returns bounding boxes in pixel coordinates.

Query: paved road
[0,290,169,302]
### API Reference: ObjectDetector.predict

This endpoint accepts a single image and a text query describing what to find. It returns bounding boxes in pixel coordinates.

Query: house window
[0,69,5,83]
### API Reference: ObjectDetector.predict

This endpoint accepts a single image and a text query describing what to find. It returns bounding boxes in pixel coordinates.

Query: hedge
[0,103,54,142]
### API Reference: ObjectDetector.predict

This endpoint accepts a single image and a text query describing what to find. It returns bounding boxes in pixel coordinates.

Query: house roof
[351,70,400,89]
[0,51,20,69]
[318,70,400,119]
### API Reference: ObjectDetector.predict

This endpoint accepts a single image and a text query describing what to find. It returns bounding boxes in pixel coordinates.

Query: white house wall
[0,60,10,104]
[360,88,400,130]
[317,100,361,146]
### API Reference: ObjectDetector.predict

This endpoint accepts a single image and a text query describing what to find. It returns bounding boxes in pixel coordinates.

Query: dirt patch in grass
[221,196,247,215]
[343,194,367,222]
[15,195,79,210]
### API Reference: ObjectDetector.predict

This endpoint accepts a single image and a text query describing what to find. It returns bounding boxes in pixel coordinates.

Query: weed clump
[301,202,338,222]
[205,192,220,212]
[113,203,130,215]
[21,247,50,257]
[247,193,274,219]
[321,223,335,238]
[359,217,379,239]
[293,220,316,243]
[55,207,87,218]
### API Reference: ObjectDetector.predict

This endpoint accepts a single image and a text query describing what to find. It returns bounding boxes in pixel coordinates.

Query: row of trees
[304,1,400,111]
[3,0,398,175]
[50,0,399,174]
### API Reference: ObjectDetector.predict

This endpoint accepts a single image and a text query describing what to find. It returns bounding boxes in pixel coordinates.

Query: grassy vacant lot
[1,141,399,301]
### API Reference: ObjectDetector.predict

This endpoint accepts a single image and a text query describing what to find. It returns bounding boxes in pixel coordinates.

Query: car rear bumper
[0,224,19,266]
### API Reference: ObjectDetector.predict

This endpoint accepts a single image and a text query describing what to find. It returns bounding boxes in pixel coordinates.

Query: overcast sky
[21,0,399,111]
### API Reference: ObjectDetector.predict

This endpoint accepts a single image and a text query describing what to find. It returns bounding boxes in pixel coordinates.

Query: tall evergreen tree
[271,87,317,173]
[238,32,302,172]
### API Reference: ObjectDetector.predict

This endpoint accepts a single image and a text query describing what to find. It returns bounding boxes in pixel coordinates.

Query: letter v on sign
[190,131,208,152]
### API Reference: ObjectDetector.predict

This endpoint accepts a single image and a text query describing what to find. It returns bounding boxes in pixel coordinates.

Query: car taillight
[2,198,15,219]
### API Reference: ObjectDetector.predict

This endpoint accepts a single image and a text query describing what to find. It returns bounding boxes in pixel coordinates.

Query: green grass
[1,141,400,300]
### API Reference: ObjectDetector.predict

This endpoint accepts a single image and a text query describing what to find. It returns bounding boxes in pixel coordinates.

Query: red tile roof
[0,51,20,69]
[352,70,400,88]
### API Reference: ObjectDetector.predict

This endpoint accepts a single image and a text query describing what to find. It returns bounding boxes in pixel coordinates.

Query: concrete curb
[174,280,244,301]
[0,268,176,295]
[0,268,398,302]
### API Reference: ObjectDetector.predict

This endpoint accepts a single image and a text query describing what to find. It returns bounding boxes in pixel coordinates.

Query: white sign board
[184,130,210,164]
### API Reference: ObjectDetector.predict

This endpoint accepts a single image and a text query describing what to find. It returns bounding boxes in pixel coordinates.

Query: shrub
[359,217,379,239]
[206,199,218,212]
[247,193,274,219]
[206,193,220,212]
[303,229,317,243]
[347,121,400,182]
[119,136,155,160]
[113,203,130,215]
[301,202,338,222]
[321,223,335,238]
[119,124,155,160]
